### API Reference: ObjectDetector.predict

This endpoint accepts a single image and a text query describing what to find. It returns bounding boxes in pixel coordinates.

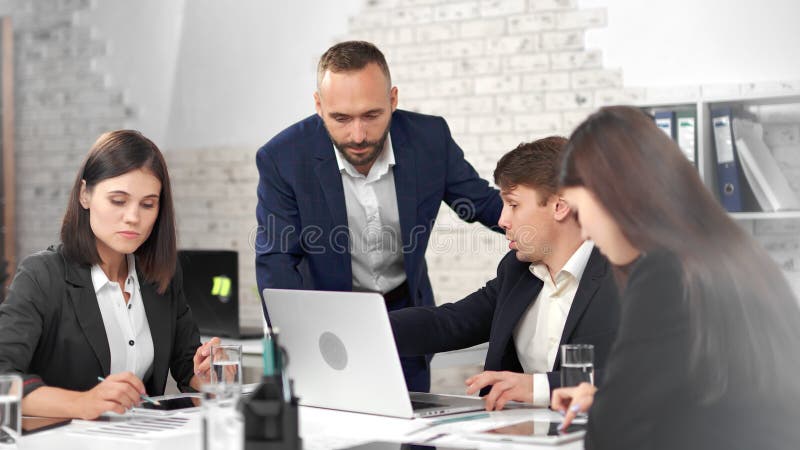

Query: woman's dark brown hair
[560,105,800,403]
[61,130,177,293]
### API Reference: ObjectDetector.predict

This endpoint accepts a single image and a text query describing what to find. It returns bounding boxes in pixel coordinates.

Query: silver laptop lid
[262,288,414,418]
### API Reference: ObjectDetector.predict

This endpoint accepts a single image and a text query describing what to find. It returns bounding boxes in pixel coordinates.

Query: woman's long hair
[560,106,800,403]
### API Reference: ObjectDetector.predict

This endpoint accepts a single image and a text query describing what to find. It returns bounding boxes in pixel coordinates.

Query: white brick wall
[13,0,796,327]
[343,0,610,304]
[341,0,800,307]
[11,0,131,262]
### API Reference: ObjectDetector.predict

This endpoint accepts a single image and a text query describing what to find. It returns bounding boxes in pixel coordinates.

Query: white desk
[21,402,583,450]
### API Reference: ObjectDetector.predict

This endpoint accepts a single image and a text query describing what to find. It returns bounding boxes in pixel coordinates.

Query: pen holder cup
[241,375,301,450]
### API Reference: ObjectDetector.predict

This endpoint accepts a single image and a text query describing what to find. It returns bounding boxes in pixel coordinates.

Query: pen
[96,376,161,406]
[405,412,491,435]
[428,412,490,427]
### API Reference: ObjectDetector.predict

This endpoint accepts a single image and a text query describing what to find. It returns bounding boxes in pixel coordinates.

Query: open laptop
[179,250,261,339]
[262,288,486,419]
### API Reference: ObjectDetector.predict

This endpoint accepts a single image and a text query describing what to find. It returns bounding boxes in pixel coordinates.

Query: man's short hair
[317,40,392,89]
[493,136,568,205]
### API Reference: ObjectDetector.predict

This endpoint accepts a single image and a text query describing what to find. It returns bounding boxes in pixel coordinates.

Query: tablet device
[469,420,586,445]
[339,442,475,450]
[21,417,72,435]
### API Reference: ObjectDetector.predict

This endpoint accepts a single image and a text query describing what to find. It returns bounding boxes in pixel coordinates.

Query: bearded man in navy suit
[255,41,503,392]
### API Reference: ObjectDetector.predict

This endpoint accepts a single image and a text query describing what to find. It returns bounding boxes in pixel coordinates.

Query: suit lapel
[389,119,418,280]
[553,248,606,369]
[312,119,352,288]
[314,157,349,231]
[64,260,111,375]
[492,271,542,362]
[140,276,170,391]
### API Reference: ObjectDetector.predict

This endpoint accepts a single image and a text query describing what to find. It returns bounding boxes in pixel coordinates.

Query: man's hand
[465,370,533,411]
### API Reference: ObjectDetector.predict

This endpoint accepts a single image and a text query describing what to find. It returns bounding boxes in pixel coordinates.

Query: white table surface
[21,392,583,450]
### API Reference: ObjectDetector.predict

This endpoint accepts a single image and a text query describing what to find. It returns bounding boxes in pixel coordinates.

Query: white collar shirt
[91,253,154,381]
[513,240,595,406]
[334,134,406,293]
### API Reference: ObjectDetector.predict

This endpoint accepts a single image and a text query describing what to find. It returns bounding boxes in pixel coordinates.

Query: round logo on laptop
[319,331,348,371]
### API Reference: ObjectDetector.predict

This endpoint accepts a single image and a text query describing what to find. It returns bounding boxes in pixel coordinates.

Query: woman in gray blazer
[0,130,220,420]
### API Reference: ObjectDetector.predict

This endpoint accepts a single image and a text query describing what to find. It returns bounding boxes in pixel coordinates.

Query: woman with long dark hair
[553,106,800,449]
[0,130,220,419]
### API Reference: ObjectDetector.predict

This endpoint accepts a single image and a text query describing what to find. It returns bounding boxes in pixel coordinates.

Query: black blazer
[0,246,201,397]
[390,247,620,390]
[586,250,800,450]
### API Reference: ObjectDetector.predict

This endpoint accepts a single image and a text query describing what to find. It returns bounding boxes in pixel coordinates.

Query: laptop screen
[178,250,239,337]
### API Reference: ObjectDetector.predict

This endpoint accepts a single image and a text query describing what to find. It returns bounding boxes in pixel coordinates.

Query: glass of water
[560,344,594,387]
[0,374,21,448]
[201,382,243,450]
[210,344,242,386]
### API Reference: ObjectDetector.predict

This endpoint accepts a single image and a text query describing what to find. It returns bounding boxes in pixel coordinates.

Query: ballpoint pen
[428,412,490,427]
[96,376,161,406]
[405,412,491,436]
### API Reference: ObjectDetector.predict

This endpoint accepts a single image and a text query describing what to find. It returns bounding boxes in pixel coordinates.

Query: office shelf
[638,87,800,221]
[729,211,800,220]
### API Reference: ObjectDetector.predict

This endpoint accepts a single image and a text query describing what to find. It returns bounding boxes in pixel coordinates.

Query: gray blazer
[0,246,200,396]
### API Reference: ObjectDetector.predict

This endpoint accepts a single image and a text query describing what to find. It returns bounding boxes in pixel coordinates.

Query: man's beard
[329,120,391,170]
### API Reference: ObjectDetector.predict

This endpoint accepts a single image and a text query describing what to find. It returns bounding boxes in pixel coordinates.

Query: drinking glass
[201,382,243,450]
[0,374,21,448]
[210,344,242,386]
[560,344,594,387]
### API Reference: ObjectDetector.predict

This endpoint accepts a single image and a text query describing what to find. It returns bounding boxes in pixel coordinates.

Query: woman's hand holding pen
[551,382,597,430]
[75,372,146,419]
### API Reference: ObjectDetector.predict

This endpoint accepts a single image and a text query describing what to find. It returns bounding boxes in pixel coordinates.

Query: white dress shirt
[91,254,154,380]
[513,240,594,406]
[334,134,406,294]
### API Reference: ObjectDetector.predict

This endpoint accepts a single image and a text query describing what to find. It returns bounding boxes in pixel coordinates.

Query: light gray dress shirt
[333,134,406,294]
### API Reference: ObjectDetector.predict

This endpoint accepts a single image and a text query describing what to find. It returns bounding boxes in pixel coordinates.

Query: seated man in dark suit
[390,136,621,410]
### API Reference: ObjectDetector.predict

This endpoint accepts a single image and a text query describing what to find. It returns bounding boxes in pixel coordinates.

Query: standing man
[255,41,502,392]
[390,137,620,409]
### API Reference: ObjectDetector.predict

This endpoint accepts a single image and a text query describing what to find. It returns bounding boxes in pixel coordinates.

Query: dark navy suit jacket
[389,248,620,390]
[255,110,502,311]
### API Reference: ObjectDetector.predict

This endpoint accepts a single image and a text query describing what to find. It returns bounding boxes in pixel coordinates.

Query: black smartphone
[136,396,200,411]
[21,417,73,435]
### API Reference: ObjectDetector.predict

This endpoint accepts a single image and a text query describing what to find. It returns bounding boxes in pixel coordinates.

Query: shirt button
[127,304,132,310]
[129,340,135,346]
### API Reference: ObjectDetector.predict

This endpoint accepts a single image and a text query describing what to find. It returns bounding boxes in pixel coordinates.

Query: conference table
[20,391,585,450]
[23,339,584,449]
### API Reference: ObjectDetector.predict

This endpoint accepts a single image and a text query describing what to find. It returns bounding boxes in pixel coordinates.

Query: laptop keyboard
[411,400,444,410]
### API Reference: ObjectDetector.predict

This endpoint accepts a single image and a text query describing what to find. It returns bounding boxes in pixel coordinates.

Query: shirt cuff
[532,373,551,407]
[22,375,45,397]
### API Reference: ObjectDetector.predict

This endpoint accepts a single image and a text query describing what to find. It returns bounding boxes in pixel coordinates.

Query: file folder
[654,110,677,140]
[732,118,800,211]
[711,108,744,212]
[676,110,697,166]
